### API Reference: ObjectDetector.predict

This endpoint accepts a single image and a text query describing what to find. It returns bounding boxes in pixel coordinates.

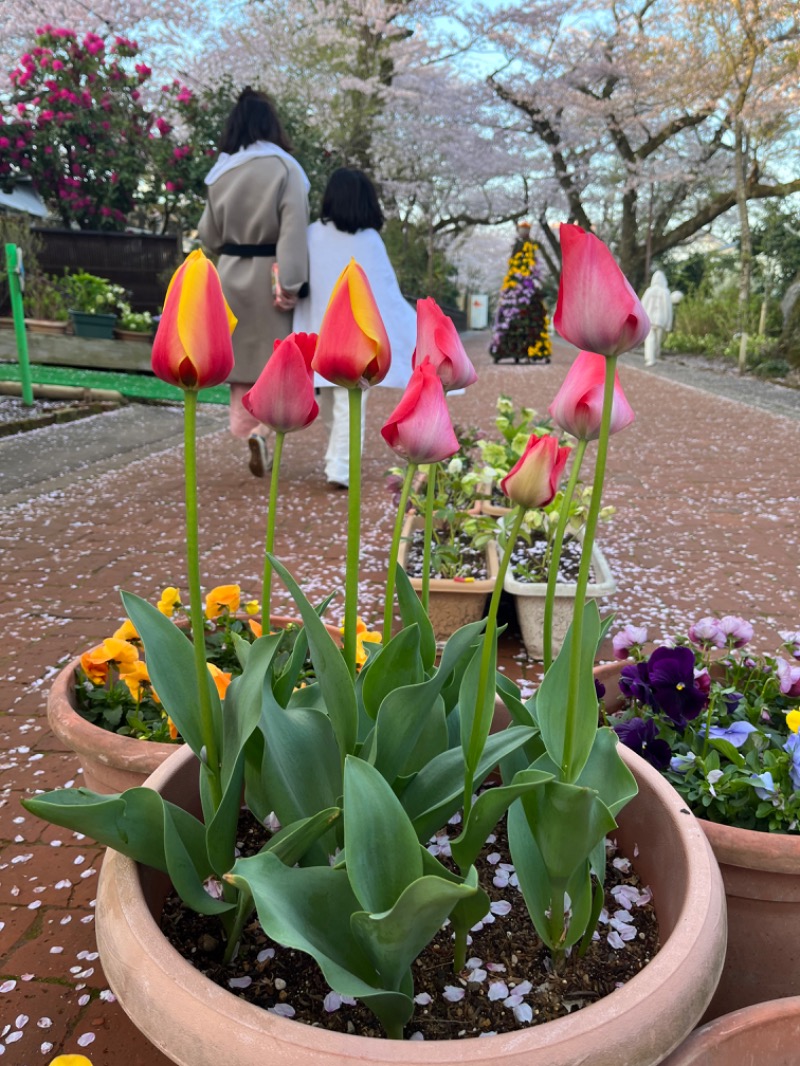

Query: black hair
[320,168,384,234]
[219,88,292,154]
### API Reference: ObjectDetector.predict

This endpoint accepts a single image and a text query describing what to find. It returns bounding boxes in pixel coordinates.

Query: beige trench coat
[197,156,309,384]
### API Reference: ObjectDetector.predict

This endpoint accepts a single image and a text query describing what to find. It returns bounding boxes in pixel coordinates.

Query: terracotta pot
[114,327,154,342]
[25,318,70,335]
[95,743,726,1066]
[48,616,342,794]
[596,660,800,1022]
[397,514,499,643]
[661,996,800,1065]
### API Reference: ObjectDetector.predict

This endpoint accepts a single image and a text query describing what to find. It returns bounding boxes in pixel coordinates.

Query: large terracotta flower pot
[398,515,499,643]
[48,616,342,794]
[596,660,800,1022]
[94,743,726,1066]
[660,996,800,1065]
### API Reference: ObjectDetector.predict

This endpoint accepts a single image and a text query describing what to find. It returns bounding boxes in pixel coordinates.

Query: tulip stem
[421,462,438,612]
[463,504,527,819]
[343,388,363,678]
[262,431,284,627]
[543,439,588,672]
[561,357,617,782]
[383,463,417,642]
[183,390,221,806]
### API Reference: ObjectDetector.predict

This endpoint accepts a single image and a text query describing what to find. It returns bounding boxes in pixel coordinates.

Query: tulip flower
[500,434,570,510]
[243,333,319,433]
[312,259,391,388]
[381,359,460,464]
[413,297,477,391]
[554,224,649,357]
[549,350,635,441]
[151,249,237,390]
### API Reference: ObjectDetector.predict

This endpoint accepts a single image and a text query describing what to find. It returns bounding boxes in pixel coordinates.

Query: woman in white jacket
[293,168,416,488]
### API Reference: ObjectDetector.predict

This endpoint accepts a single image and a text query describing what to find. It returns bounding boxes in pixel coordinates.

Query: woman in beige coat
[198,88,309,476]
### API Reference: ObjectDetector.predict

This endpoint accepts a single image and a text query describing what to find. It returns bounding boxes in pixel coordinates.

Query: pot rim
[97,742,726,1065]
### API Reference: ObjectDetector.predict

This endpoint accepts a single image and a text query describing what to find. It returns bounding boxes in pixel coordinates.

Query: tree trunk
[735,120,753,372]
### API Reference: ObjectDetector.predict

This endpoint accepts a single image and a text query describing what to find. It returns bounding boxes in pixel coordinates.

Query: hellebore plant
[25,226,651,1041]
[608,618,800,832]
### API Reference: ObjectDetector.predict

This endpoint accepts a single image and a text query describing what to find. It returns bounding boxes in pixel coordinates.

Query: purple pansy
[613,717,671,770]
[718,615,754,649]
[619,661,653,705]
[783,733,800,791]
[701,721,758,749]
[749,771,777,801]
[688,617,726,649]
[777,658,800,697]
[647,646,708,727]
[612,624,648,661]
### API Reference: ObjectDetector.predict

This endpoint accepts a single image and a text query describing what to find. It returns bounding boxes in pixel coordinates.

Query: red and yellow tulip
[312,259,391,388]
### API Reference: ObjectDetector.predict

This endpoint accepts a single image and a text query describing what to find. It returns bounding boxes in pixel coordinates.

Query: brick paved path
[0,333,798,1063]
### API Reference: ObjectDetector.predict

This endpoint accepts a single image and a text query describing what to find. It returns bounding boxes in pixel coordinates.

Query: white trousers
[644,326,664,366]
[319,387,368,486]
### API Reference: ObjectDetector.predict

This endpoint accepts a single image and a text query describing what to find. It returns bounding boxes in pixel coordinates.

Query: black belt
[220,243,277,257]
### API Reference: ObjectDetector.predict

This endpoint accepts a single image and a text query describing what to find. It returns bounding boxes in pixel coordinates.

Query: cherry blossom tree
[474,0,800,288]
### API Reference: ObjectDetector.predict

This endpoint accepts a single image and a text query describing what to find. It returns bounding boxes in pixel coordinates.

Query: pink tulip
[243,333,319,433]
[152,250,236,390]
[548,350,635,441]
[413,297,477,391]
[380,358,459,464]
[554,224,649,357]
[312,259,391,388]
[500,434,570,510]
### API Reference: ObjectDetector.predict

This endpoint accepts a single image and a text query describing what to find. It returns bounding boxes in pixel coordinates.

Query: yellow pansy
[205,584,241,620]
[207,662,232,699]
[787,710,800,734]
[244,599,260,616]
[113,618,139,641]
[48,1057,94,1066]
[157,586,181,617]
[345,616,382,670]
[79,649,109,686]
[168,717,179,741]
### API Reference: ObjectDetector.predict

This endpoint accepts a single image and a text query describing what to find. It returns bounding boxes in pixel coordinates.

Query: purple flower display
[612,718,671,771]
[646,646,708,728]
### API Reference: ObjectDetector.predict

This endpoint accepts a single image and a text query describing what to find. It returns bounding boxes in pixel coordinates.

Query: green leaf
[228,852,414,1037]
[536,600,601,780]
[205,748,246,877]
[344,756,422,914]
[268,556,357,761]
[533,727,638,817]
[495,672,536,728]
[710,738,746,767]
[263,807,342,866]
[459,636,498,776]
[449,769,552,873]
[121,591,213,758]
[351,873,476,991]
[361,625,423,721]
[401,726,538,841]
[163,806,233,915]
[221,632,283,789]
[395,565,436,671]
[273,592,337,706]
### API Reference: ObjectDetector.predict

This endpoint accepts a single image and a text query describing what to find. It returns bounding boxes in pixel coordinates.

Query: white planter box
[504,539,616,660]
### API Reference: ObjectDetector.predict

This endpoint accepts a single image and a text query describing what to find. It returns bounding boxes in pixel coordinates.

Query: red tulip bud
[381,358,459,464]
[500,434,570,510]
[548,350,635,441]
[243,333,319,433]
[413,297,477,391]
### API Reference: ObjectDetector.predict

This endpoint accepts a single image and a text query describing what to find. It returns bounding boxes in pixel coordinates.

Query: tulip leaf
[531,727,637,817]
[221,632,283,786]
[351,873,477,992]
[272,592,337,706]
[509,780,616,951]
[227,852,414,1038]
[121,590,215,758]
[258,690,343,861]
[536,599,601,781]
[450,769,552,873]
[495,672,536,728]
[459,635,498,776]
[262,807,342,867]
[395,565,436,671]
[361,625,423,720]
[420,857,491,943]
[268,555,357,760]
[402,726,537,842]
[24,786,202,869]
[162,804,234,915]
[399,698,448,777]
[344,756,422,914]
[205,748,246,877]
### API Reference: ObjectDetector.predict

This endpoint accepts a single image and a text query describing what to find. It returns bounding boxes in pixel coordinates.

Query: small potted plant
[604,617,800,1020]
[114,306,155,340]
[60,270,127,338]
